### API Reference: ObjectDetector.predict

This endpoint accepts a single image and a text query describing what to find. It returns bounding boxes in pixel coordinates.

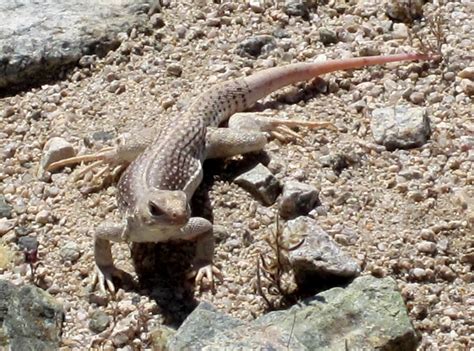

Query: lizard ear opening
[148,201,164,217]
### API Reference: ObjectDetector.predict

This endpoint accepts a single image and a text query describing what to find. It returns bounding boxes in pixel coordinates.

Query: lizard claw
[266,119,336,143]
[46,146,116,172]
[187,263,222,292]
[92,264,129,295]
[46,147,125,192]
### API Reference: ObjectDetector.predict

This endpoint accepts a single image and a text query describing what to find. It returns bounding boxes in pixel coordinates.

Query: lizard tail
[244,52,433,104]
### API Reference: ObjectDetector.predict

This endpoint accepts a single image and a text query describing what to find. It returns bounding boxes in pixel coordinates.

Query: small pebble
[60,242,81,263]
[166,63,183,77]
[35,210,52,224]
[417,241,437,254]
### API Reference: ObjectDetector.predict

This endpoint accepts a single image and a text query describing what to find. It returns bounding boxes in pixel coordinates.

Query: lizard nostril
[148,201,163,217]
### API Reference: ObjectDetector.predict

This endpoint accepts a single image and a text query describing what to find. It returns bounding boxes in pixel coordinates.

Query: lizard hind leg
[228,111,337,143]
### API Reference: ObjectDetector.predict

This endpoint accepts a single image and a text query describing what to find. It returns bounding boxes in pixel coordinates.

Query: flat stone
[60,242,81,263]
[0,195,13,219]
[0,218,15,236]
[0,280,64,350]
[458,67,474,80]
[283,0,309,18]
[256,276,420,350]
[167,277,419,350]
[371,105,431,150]
[285,217,361,287]
[40,137,76,171]
[319,28,338,45]
[234,163,281,205]
[89,310,111,334]
[235,35,277,58]
[167,301,305,350]
[0,0,155,89]
[278,181,320,219]
[18,236,39,255]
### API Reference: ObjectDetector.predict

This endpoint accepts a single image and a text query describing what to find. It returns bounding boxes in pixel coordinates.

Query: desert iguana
[48,53,432,293]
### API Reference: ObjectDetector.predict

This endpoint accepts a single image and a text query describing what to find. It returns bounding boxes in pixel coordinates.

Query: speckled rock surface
[0,280,64,350]
[0,0,156,89]
[167,276,419,350]
[0,0,472,349]
[371,106,431,150]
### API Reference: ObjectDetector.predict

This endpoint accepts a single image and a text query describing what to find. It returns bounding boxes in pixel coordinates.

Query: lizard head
[124,189,191,243]
[137,189,191,227]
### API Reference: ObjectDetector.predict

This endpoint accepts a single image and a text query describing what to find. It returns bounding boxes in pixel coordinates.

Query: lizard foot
[47,146,116,172]
[92,264,133,295]
[267,119,337,143]
[47,147,125,192]
[187,263,223,292]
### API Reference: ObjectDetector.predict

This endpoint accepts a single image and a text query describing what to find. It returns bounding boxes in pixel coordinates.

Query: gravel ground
[1,1,473,349]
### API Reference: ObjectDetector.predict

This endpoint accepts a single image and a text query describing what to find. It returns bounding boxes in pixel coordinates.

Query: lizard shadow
[130,240,200,327]
[251,76,330,112]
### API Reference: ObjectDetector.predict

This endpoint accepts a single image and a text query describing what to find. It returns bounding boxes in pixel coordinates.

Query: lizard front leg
[176,217,222,291]
[47,130,155,171]
[46,129,158,191]
[93,221,131,294]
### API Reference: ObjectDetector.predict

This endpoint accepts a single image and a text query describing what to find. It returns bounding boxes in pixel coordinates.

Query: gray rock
[279,181,320,219]
[167,301,245,350]
[166,63,183,77]
[167,301,305,350]
[234,163,281,205]
[0,195,13,219]
[460,79,474,96]
[0,218,15,236]
[168,277,419,350]
[0,280,64,350]
[249,0,266,14]
[89,310,111,334]
[385,0,424,23]
[285,217,360,286]
[235,35,277,58]
[17,236,39,253]
[40,137,76,172]
[35,210,53,225]
[283,0,309,18]
[458,66,474,80]
[150,13,165,29]
[59,242,81,263]
[256,276,420,350]
[417,241,437,255]
[319,153,350,175]
[319,28,338,45]
[90,130,116,143]
[371,106,431,150]
[0,0,154,89]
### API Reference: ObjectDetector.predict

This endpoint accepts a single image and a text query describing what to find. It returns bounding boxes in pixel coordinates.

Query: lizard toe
[187,264,222,292]
[92,265,131,295]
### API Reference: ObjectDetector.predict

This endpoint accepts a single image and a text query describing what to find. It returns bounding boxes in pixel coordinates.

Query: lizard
[48,52,433,293]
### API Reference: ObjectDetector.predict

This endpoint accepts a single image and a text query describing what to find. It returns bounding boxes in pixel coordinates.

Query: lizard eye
[148,201,163,217]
